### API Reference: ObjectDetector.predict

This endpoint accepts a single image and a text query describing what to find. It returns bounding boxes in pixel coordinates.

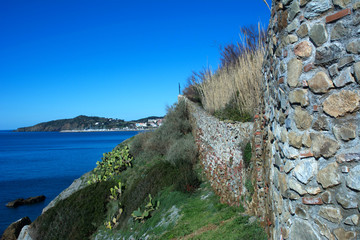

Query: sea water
[0,130,139,235]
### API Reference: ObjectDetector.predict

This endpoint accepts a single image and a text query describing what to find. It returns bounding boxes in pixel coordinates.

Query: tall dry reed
[198,43,264,117]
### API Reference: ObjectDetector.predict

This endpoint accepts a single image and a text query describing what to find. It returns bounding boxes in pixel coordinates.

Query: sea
[0,130,140,235]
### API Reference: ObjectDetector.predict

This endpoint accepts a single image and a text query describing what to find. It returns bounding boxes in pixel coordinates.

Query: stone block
[288,34,298,44]
[315,43,342,65]
[310,23,328,46]
[328,64,339,77]
[294,107,313,130]
[326,8,352,23]
[338,56,355,69]
[308,71,334,93]
[288,0,300,21]
[319,206,343,223]
[297,24,309,38]
[336,191,358,209]
[302,197,324,205]
[333,0,351,8]
[333,67,355,87]
[312,116,330,131]
[295,205,309,219]
[353,62,360,82]
[333,123,357,141]
[288,132,303,149]
[305,0,333,19]
[302,133,312,148]
[333,228,357,240]
[306,186,322,195]
[346,40,360,53]
[323,90,360,118]
[290,219,321,240]
[288,177,307,195]
[321,190,333,204]
[294,41,312,58]
[346,164,360,191]
[317,162,341,188]
[287,18,300,33]
[331,22,351,41]
[311,133,339,158]
[337,153,360,163]
[284,161,295,173]
[289,89,309,107]
[344,214,359,226]
[287,58,303,87]
[293,158,318,184]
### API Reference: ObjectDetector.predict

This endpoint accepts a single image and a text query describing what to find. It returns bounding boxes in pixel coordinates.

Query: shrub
[165,134,197,166]
[243,142,252,168]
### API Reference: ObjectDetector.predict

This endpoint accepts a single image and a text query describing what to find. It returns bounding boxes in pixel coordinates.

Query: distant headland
[15,115,164,132]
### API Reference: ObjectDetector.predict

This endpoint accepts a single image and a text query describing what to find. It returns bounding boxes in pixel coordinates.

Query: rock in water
[6,195,46,208]
[0,217,31,240]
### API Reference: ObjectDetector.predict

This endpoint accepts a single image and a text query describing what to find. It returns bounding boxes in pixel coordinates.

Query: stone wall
[262,0,360,239]
[180,96,254,206]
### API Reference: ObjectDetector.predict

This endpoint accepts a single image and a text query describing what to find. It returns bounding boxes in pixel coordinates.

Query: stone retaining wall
[180,96,253,206]
[262,0,360,239]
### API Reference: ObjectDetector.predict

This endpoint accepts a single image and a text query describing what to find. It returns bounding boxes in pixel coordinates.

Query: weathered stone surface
[287,18,300,33]
[354,62,360,82]
[317,162,341,188]
[323,90,360,118]
[293,158,318,184]
[278,10,289,31]
[300,0,310,6]
[333,123,357,141]
[344,214,359,226]
[297,24,309,38]
[308,71,334,93]
[304,0,333,19]
[289,89,309,107]
[290,219,321,240]
[283,145,299,159]
[333,0,351,8]
[288,34,298,44]
[328,64,339,77]
[311,133,339,158]
[331,22,350,41]
[302,197,324,205]
[306,186,322,195]
[289,132,303,149]
[312,116,329,131]
[285,189,300,200]
[338,56,355,69]
[288,0,300,21]
[279,172,288,196]
[333,67,355,87]
[333,228,357,240]
[336,191,358,209]
[294,107,313,130]
[321,191,333,204]
[315,43,342,65]
[337,153,360,163]
[310,24,328,46]
[284,161,295,173]
[302,133,312,148]
[346,40,360,54]
[294,41,312,58]
[1,217,31,240]
[319,206,343,223]
[288,177,307,195]
[295,205,309,219]
[314,218,335,240]
[346,164,360,191]
[287,58,303,87]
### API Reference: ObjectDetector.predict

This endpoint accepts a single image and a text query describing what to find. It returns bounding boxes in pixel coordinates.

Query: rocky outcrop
[0,217,31,240]
[6,196,46,208]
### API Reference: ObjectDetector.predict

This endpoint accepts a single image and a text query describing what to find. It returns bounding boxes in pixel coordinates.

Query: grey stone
[346,164,360,191]
[289,89,309,107]
[283,145,299,159]
[314,218,336,240]
[288,1,300,21]
[328,64,339,77]
[290,219,321,240]
[297,24,309,38]
[331,22,351,41]
[333,123,357,141]
[304,0,332,19]
[344,214,359,226]
[333,0,351,8]
[333,228,357,240]
[354,62,360,83]
[287,58,303,88]
[275,152,283,168]
[317,162,341,188]
[336,191,358,209]
[279,172,288,196]
[302,133,312,148]
[293,158,318,184]
[284,161,295,173]
[17,225,34,240]
[310,24,328,47]
[312,116,329,131]
[308,71,334,93]
[315,43,342,65]
[354,11,360,26]
[319,206,343,223]
[289,132,303,149]
[333,67,355,87]
[338,56,355,69]
[337,153,360,163]
[323,90,360,118]
[282,0,291,5]
[321,191,333,204]
[285,118,291,129]
[346,40,360,54]
[295,205,309,219]
[287,18,300,33]
[294,107,313,130]
[288,177,307,195]
[285,189,300,200]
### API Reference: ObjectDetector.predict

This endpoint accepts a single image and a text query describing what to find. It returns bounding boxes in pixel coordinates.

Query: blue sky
[0,0,270,130]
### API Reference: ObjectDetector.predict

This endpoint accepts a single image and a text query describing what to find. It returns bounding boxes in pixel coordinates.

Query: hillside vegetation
[28,101,266,239]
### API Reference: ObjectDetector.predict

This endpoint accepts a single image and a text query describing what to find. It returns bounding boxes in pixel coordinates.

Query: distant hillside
[15,115,164,132]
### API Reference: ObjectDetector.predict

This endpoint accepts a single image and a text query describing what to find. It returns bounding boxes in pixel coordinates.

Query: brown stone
[333,228,357,240]
[311,133,340,159]
[302,133,312,148]
[279,10,288,31]
[323,90,360,118]
[326,9,352,23]
[321,191,333,204]
[287,58,303,87]
[304,63,313,72]
[295,205,309,219]
[302,197,323,205]
[319,206,343,223]
[0,217,31,240]
[296,24,309,38]
[312,116,329,131]
[317,162,341,188]
[289,89,309,107]
[294,107,313,130]
[308,71,333,93]
[333,0,351,9]
[294,41,312,58]
[288,132,302,149]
